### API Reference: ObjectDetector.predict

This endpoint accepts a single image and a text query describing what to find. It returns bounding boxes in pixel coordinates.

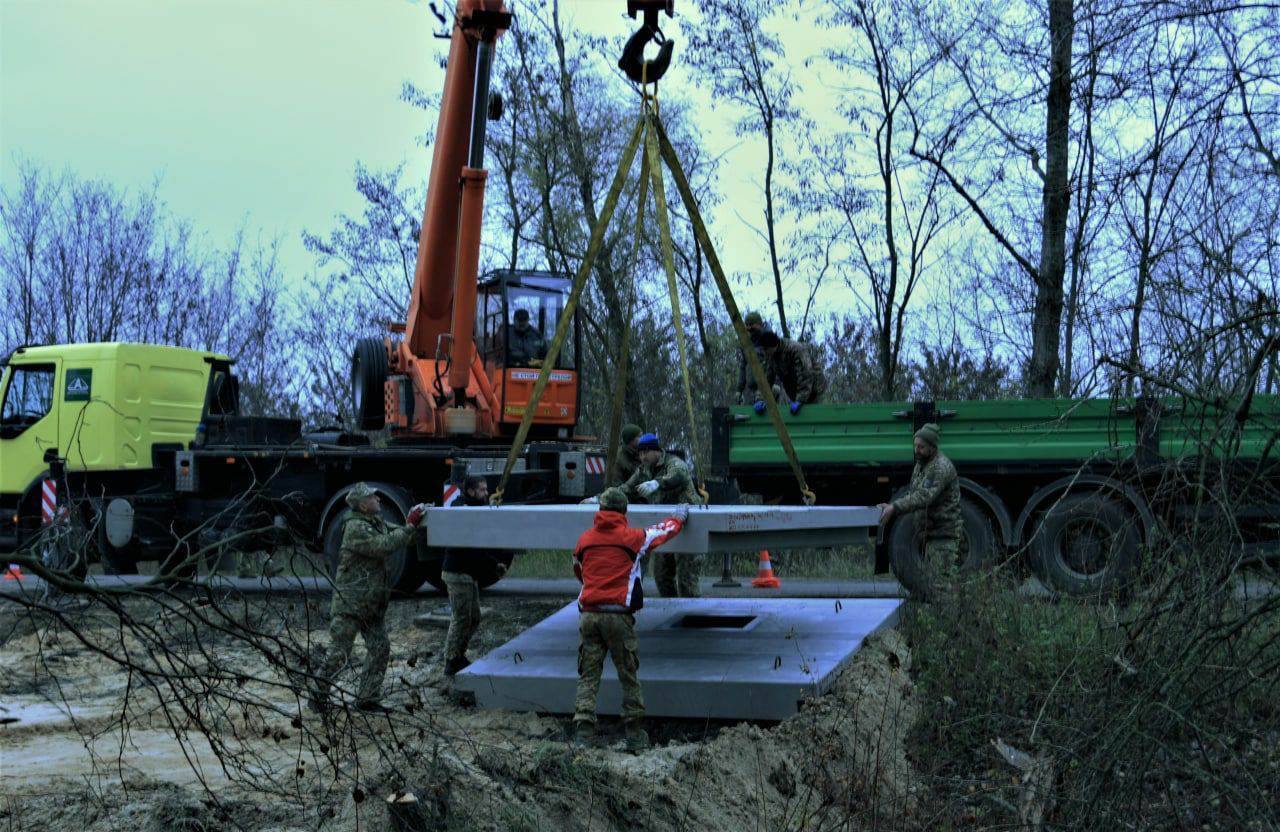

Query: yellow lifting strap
[643,107,709,503]
[491,117,646,505]
[651,115,815,505]
[602,142,651,487]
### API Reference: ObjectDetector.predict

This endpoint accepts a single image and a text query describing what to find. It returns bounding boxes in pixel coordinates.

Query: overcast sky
[1,0,848,327]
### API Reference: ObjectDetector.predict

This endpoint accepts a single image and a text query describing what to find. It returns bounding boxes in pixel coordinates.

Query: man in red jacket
[572,487,688,751]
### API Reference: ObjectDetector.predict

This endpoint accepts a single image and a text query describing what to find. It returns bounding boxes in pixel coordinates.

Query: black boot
[443,656,471,677]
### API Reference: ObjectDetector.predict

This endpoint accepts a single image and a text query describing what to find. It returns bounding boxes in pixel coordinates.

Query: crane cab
[476,269,581,438]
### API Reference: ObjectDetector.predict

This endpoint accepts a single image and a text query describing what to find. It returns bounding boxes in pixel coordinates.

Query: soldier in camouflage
[878,424,962,599]
[309,482,425,712]
[735,311,771,404]
[609,424,644,487]
[622,433,704,597]
[754,331,827,416]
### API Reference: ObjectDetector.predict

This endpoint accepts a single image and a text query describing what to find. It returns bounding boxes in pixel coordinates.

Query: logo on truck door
[64,369,92,402]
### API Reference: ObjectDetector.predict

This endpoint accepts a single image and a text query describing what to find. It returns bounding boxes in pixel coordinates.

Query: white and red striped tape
[584,457,606,476]
[441,483,460,507]
[41,478,57,524]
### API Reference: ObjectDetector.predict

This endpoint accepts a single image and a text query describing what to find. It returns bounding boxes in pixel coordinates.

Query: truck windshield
[1,364,55,437]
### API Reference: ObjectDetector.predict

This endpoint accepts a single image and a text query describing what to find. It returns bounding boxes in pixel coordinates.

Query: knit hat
[599,487,629,513]
[621,423,643,444]
[636,433,662,452]
[914,423,940,447]
[744,311,764,327]
[345,482,375,507]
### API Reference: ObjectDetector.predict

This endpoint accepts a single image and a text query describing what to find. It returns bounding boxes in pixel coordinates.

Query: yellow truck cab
[0,343,235,555]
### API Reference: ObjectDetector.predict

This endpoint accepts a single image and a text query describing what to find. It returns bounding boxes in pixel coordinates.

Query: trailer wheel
[351,338,388,431]
[889,498,997,599]
[1029,492,1140,597]
[324,487,428,596]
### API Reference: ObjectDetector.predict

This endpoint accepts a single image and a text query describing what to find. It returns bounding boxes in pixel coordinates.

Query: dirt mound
[360,628,921,832]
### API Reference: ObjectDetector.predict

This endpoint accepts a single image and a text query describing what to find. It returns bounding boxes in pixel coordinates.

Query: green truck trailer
[710,397,1280,596]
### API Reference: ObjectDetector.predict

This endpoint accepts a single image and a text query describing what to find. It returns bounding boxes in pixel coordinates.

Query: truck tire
[351,338,388,431]
[99,544,139,575]
[1028,492,1140,597]
[323,485,428,596]
[889,498,996,599]
[420,551,515,593]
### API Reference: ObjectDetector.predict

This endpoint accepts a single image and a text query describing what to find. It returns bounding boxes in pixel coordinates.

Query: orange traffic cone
[3,564,22,581]
[751,550,781,589]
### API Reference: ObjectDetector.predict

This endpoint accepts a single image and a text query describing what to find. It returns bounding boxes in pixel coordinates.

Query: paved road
[3,571,1276,601]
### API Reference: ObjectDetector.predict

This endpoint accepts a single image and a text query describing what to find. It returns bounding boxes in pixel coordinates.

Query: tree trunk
[1029,0,1074,398]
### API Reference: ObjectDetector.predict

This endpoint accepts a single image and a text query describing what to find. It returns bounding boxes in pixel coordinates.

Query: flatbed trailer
[711,397,1280,596]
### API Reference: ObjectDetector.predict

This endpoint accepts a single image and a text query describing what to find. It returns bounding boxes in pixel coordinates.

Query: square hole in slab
[673,614,757,630]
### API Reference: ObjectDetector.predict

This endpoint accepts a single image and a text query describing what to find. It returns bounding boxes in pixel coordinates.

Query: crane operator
[506,308,549,367]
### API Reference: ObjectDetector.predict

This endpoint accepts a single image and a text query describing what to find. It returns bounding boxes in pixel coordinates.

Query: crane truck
[1,1,683,593]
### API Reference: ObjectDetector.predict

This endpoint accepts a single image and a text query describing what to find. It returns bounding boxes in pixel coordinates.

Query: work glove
[580,495,600,504]
[496,562,509,577]
[406,503,428,527]
[672,503,690,524]
[789,401,803,415]
[753,400,767,415]
[637,479,660,497]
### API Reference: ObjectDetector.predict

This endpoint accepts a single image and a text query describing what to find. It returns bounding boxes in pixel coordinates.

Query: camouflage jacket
[891,452,961,540]
[506,325,547,367]
[735,327,771,402]
[333,512,414,610]
[610,444,642,488]
[766,338,827,404]
[623,453,703,505]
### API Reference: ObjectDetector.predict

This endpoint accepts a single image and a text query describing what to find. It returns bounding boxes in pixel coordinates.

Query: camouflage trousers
[924,537,960,602]
[574,612,644,724]
[442,571,481,662]
[316,604,390,705]
[653,551,702,598]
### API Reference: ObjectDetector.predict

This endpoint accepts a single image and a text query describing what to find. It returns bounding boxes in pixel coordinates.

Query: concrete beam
[425,504,878,554]
[454,597,902,720]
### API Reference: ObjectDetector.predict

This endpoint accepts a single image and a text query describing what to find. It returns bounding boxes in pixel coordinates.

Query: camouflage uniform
[315,512,414,705]
[891,451,962,593]
[506,324,547,367]
[441,571,481,662]
[574,611,643,724]
[623,454,703,597]
[611,444,642,488]
[764,338,827,404]
[736,326,771,404]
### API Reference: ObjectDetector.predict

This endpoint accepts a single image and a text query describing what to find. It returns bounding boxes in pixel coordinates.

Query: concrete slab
[426,504,878,554]
[454,597,901,721]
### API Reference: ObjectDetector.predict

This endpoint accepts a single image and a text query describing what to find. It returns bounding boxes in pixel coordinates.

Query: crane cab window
[478,271,578,371]
[1,364,55,439]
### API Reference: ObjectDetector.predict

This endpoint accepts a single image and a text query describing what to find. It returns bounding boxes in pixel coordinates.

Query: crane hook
[619,1,675,85]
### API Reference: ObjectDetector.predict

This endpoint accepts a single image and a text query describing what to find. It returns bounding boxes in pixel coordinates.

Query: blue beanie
[636,433,662,452]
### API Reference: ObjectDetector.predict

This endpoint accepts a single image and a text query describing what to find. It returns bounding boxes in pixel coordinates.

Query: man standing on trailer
[735,311,772,404]
[572,487,687,751]
[441,475,512,677]
[310,482,425,712]
[622,433,705,597]
[877,423,962,598]
[752,331,827,415]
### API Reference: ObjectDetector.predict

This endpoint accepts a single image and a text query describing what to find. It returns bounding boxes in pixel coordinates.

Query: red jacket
[574,510,684,613]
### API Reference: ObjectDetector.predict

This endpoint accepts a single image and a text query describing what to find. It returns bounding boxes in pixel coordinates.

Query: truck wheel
[1029,492,1141,597]
[351,338,388,431]
[324,488,427,596]
[99,544,139,576]
[889,498,996,599]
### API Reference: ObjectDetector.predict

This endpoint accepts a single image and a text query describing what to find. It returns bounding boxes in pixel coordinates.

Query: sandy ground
[0,590,920,831]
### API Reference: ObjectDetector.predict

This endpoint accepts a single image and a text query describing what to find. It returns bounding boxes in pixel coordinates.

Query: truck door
[0,359,60,499]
